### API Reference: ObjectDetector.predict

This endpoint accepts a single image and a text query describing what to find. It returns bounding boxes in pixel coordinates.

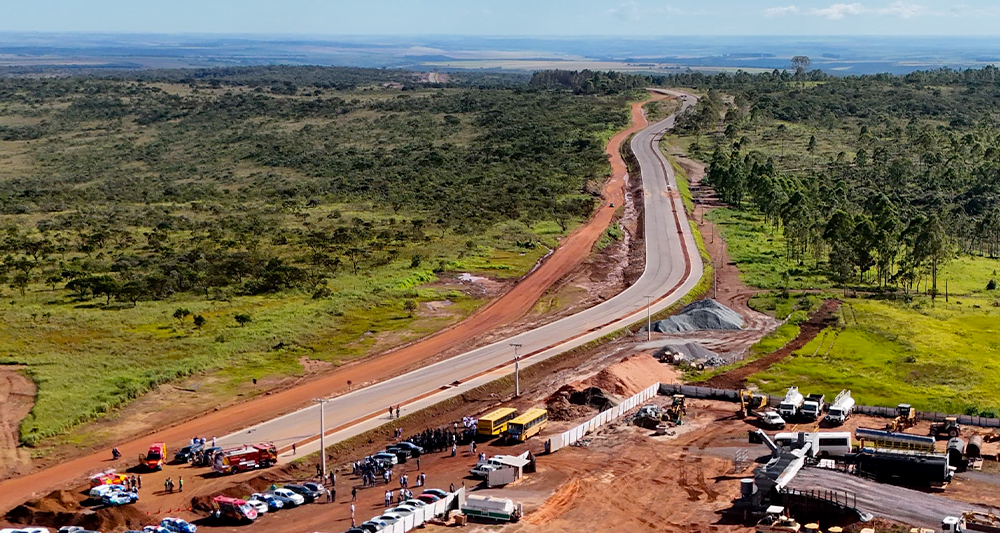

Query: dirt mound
[568,387,620,411]
[583,354,678,397]
[5,489,148,532]
[545,385,596,421]
[644,299,743,333]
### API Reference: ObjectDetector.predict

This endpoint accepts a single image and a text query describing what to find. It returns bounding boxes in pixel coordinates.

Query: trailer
[855,427,936,452]
[854,448,954,487]
[824,391,855,425]
[778,387,805,419]
[461,494,522,522]
[213,443,277,475]
[800,394,825,421]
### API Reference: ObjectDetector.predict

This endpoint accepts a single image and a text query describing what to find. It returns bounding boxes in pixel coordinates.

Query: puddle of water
[458,273,488,283]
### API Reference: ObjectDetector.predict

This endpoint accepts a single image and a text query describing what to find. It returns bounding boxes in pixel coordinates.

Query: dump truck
[855,427,936,452]
[778,387,805,419]
[462,494,522,522]
[145,442,166,471]
[824,390,855,425]
[931,417,961,439]
[213,496,257,523]
[799,393,825,421]
[213,443,278,475]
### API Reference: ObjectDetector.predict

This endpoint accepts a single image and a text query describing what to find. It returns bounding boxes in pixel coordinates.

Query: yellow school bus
[505,408,548,442]
[477,408,519,437]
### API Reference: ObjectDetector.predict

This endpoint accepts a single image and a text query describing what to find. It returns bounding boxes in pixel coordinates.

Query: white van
[774,432,852,457]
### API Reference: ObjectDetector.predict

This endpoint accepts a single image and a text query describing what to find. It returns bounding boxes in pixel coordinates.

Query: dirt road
[0,93,677,513]
[0,368,35,480]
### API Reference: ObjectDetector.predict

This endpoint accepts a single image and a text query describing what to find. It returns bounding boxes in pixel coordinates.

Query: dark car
[173,442,204,463]
[388,442,424,457]
[284,483,322,503]
[301,482,325,495]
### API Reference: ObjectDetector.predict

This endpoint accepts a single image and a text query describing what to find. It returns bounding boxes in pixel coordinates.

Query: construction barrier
[659,382,1000,429]
[548,383,659,453]
[364,487,463,533]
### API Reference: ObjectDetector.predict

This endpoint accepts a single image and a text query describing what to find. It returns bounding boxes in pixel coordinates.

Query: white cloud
[810,3,866,19]
[606,1,640,21]
[873,1,925,18]
[764,5,800,17]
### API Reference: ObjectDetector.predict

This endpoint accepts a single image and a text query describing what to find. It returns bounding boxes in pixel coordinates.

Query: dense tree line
[675,66,1000,295]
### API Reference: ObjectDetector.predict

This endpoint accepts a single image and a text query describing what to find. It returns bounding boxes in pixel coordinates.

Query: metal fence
[659,383,1000,429]
[548,383,660,453]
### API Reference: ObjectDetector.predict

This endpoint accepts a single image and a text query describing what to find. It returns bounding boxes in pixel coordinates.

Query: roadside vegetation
[658,64,1000,412]
[0,66,638,445]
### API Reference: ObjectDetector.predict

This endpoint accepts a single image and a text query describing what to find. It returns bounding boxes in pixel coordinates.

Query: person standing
[351,487,357,502]
[330,470,336,486]
[449,482,455,493]
[292,442,297,455]
[351,503,356,527]
[137,475,142,490]
[178,476,184,493]
[164,478,169,494]
[388,406,393,419]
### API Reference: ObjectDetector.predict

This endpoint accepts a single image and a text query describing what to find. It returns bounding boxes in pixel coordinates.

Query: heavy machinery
[738,389,769,419]
[931,417,961,439]
[664,394,687,424]
[800,393,825,421]
[942,512,1000,533]
[887,403,917,432]
[755,506,801,533]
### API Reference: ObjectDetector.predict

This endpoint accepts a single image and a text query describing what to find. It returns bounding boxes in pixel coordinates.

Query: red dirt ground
[0,93,671,514]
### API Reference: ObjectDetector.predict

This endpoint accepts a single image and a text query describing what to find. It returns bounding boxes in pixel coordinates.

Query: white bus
[774,431,852,457]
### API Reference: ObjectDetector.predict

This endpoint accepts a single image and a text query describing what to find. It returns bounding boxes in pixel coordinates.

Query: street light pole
[510,343,522,397]
[645,295,653,341]
[313,398,328,482]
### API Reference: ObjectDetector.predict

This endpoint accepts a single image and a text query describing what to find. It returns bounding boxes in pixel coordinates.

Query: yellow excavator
[738,389,768,419]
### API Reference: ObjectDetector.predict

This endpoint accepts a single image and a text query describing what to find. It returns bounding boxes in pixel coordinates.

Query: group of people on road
[387,405,401,419]
[124,474,142,492]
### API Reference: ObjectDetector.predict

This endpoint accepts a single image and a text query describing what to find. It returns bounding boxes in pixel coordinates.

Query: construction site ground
[9,343,1000,533]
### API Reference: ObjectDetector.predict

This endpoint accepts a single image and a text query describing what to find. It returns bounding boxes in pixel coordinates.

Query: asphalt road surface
[214,90,704,451]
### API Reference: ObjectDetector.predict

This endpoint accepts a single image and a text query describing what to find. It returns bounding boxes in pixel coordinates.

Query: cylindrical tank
[855,427,936,450]
[740,478,757,498]
[947,437,965,466]
[968,435,984,458]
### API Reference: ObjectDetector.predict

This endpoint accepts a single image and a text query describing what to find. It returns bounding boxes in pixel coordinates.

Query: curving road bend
[212,89,704,451]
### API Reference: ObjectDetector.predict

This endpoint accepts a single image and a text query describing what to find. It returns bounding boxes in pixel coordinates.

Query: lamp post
[645,295,653,341]
[510,343,522,397]
[313,398,329,482]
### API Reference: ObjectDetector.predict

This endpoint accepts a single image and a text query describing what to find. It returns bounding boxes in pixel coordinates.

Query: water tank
[968,435,984,458]
[947,437,965,466]
[740,478,757,498]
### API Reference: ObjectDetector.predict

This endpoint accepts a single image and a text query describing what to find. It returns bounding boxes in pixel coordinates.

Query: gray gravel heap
[644,299,743,333]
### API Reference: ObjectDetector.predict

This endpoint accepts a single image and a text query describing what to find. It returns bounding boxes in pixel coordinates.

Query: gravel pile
[644,299,743,333]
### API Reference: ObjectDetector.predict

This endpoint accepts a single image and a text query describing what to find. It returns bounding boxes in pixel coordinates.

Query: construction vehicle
[800,393,825,421]
[738,389,769,419]
[213,443,278,475]
[778,387,805,419]
[825,390,855,425]
[664,394,687,424]
[755,506,801,533]
[145,442,166,471]
[931,417,961,439]
[887,403,917,432]
[942,512,1000,533]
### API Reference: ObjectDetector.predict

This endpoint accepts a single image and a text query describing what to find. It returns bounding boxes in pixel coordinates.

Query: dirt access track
[0,92,672,512]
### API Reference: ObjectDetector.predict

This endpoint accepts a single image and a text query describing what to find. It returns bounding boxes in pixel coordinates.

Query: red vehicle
[145,442,166,471]
[213,495,258,522]
[212,443,277,475]
[89,468,128,487]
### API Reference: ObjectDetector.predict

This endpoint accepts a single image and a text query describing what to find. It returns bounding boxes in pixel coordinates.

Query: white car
[244,498,268,514]
[371,452,398,465]
[2,528,50,533]
[370,513,404,525]
[470,458,504,477]
[387,505,417,516]
[88,483,127,499]
[271,488,305,506]
[403,499,427,508]
[758,410,786,429]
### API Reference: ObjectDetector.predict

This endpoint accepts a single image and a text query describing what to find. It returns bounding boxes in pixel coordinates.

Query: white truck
[824,390,855,425]
[800,393,825,420]
[778,387,804,419]
[461,494,522,522]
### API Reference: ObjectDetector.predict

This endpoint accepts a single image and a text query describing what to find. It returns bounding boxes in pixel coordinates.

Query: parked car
[416,493,440,504]
[358,521,384,532]
[244,498,268,515]
[88,483,127,499]
[160,517,197,533]
[370,513,404,525]
[249,493,283,511]
[284,483,322,503]
[388,442,424,457]
[403,499,427,508]
[173,442,203,463]
[143,527,171,533]
[1,528,49,533]
[370,452,398,466]
[470,458,504,478]
[270,488,305,507]
[387,505,417,516]
[102,490,139,506]
[757,410,787,429]
[422,488,449,499]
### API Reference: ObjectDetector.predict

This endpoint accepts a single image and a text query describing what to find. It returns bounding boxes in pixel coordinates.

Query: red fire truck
[212,443,278,475]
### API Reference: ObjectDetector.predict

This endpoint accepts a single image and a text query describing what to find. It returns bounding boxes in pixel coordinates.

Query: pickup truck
[757,411,787,429]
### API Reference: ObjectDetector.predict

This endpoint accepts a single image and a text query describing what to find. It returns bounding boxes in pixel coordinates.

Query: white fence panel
[551,382,661,452]
[402,514,414,530]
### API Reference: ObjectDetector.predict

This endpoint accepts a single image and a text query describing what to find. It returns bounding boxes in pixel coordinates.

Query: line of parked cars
[346,488,448,533]
[241,481,325,516]
[368,441,424,467]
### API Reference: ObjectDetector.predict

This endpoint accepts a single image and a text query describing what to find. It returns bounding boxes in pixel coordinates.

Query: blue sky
[4,0,1000,36]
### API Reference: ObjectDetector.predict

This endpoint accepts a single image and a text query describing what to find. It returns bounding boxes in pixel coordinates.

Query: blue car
[160,517,197,533]
[102,490,139,506]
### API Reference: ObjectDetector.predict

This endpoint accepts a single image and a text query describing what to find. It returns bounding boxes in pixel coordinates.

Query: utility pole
[313,398,329,482]
[510,343,522,397]
[645,295,653,341]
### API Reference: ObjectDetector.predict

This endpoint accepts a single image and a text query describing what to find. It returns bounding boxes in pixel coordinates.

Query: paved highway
[216,89,704,450]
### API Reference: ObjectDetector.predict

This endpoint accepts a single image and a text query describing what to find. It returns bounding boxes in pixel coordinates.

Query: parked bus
[477,408,518,437]
[505,409,548,442]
